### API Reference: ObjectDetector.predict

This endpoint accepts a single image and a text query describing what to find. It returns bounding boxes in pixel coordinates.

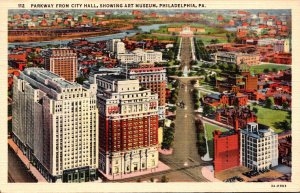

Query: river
[8,24,169,48]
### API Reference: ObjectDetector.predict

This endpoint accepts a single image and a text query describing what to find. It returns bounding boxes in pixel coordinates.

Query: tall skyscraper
[91,74,159,177]
[44,48,78,82]
[12,68,98,182]
[240,122,278,171]
[106,39,121,53]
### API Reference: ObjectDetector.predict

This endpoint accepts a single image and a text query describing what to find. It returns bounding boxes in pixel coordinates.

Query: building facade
[12,68,98,182]
[91,75,159,178]
[125,63,166,120]
[240,122,278,171]
[116,41,126,55]
[44,48,78,82]
[117,48,163,64]
[214,129,240,173]
[106,39,121,53]
[216,70,258,93]
[274,39,290,53]
[211,51,260,66]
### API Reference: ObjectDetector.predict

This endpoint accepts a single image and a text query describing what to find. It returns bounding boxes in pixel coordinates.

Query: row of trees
[192,89,200,110]
[202,105,215,117]
[168,87,179,104]
[161,122,175,150]
[195,119,207,157]
[194,38,210,61]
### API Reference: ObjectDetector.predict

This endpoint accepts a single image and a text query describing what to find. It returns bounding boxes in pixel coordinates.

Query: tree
[161,127,175,150]
[190,60,198,66]
[191,79,197,85]
[263,68,270,74]
[195,101,200,110]
[281,120,291,131]
[226,33,231,43]
[168,106,176,112]
[272,68,278,73]
[76,77,86,85]
[252,107,258,114]
[265,97,274,108]
[167,49,175,60]
[203,105,214,116]
[170,122,175,128]
[282,102,289,110]
[161,175,169,182]
[177,71,183,77]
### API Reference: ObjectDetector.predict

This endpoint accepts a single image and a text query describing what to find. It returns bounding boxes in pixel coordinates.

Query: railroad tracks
[111,156,210,182]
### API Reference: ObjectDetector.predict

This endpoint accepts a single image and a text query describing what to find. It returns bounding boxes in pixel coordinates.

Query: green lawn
[204,123,227,141]
[204,123,227,157]
[196,36,227,45]
[250,64,290,74]
[251,105,291,133]
[150,23,230,36]
[132,33,177,41]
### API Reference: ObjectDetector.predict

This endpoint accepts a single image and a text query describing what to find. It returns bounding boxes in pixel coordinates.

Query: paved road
[8,146,37,183]
[160,37,209,182]
[179,37,192,71]
[160,78,208,182]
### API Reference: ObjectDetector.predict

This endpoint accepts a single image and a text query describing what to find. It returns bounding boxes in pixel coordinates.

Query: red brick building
[44,48,78,82]
[95,75,159,177]
[216,70,258,93]
[203,92,248,107]
[126,63,166,120]
[8,52,27,62]
[214,124,240,173]
[215,106,257,129]
[8,69,20,90]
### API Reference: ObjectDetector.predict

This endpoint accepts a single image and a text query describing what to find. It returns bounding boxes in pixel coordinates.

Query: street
[160,37,208,181]
[8,147,37,182]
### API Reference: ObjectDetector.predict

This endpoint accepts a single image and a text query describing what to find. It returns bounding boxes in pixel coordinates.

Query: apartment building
[44,48,78,82]
[240,122,278,171]
[91,74,159,178]
[12,68,98,182]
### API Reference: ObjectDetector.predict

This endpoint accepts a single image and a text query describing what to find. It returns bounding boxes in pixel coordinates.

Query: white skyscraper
[106,39,121,53]
[12,68,99,183]
[240,122,278,171]
[116,41,126,55]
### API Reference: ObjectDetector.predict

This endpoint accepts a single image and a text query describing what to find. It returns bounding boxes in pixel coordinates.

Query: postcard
[0,0,299,192]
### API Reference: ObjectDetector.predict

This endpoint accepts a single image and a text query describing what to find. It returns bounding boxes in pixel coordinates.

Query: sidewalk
[8,139,48,182]
[201,165,221,182]
[100,161,170,181]
[200,116,233,130]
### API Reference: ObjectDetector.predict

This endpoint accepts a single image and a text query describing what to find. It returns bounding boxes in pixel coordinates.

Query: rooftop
[99,74,128,81]
[24,68,81,89]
